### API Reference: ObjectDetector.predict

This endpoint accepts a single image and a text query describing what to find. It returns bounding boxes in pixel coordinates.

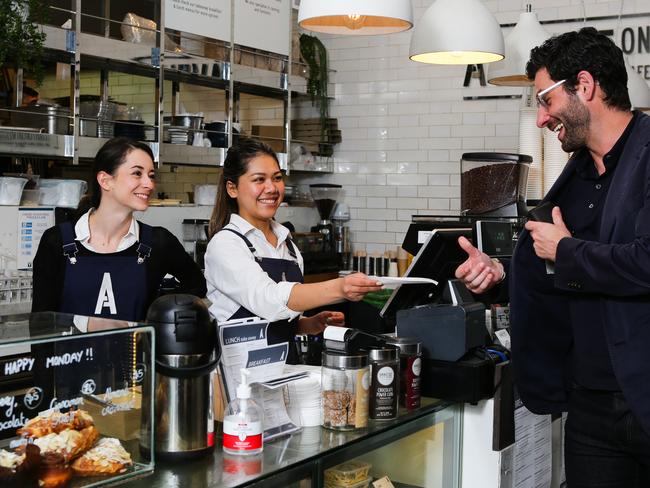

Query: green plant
[0,0,47,84]
[299,33,329,140]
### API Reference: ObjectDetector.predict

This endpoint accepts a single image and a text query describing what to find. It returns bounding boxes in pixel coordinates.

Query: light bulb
[343,14,366,30]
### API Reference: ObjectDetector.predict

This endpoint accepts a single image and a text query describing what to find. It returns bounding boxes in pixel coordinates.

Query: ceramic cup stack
[542,128,570,194]
[519,107,543,200]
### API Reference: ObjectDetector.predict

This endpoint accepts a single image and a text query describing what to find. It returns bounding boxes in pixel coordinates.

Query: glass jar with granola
[321,352,369,431]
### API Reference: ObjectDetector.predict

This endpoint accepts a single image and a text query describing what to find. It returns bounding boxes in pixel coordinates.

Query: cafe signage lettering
[620,26,650,79]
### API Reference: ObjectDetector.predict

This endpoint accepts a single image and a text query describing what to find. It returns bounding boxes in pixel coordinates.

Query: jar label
[361,370,370,390]
[412,357,422,377]
[354,369,369,428]
[223,418,262,451]
[403,356,422,410]
[370,363,398,419]
[377,366,395,386]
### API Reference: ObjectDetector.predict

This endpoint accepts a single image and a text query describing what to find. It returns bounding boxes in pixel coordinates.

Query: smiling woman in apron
[31,137,206,320]
[204,138,382,363]
[30,138,206,405]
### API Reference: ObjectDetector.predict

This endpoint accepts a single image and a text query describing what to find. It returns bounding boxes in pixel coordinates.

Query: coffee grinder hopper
[310,184,342,225]
[460,152,531,217]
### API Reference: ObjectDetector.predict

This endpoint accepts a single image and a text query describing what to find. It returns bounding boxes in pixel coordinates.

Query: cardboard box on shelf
[291,118,340,157]
[252,125,285,153]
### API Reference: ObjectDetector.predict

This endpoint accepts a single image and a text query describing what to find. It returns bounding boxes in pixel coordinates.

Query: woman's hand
[339,273,383,302]
[287,273,383,312]
[298,311,345,335]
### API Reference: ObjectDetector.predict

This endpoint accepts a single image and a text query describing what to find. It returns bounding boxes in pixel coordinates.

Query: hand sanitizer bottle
[223,369,264,455]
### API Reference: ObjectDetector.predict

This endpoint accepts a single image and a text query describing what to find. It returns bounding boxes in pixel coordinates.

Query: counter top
[124,398,461,488]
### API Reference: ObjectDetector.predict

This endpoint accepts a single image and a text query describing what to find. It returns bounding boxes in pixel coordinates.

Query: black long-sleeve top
[32,223,207,320]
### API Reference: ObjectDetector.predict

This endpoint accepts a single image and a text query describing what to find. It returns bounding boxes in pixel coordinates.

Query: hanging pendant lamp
[409,0,504,65]
[488,5,550,86]
[298,0,413,36]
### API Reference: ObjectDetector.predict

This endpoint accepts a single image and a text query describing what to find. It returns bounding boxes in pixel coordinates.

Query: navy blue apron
[38,221,154,406]
[223,228,303,364]
[59,220,153,321]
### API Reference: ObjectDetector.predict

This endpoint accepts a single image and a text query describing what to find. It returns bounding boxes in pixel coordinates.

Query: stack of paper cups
[284,367,322,427]
[542,129,570,194]
[519,107,543,201]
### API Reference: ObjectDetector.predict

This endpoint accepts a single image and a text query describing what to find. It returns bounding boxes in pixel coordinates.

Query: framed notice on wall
[17,208,54,270]
[235,0,291,56]
[164,0,231,42]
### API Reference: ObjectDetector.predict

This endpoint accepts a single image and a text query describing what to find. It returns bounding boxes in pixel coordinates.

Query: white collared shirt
[75,209,139,253]
[204,214,303,323]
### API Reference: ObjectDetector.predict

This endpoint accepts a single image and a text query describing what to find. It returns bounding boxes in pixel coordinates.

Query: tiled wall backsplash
[296,0,648,255]
[155,165,221,203]
[36,0,648,255]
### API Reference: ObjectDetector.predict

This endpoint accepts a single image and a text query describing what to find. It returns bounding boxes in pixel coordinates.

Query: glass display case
[123,397,461,488]
[0,312,155,487]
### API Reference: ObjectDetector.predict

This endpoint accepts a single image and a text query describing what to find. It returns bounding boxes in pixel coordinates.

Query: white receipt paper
[368,276,438,286]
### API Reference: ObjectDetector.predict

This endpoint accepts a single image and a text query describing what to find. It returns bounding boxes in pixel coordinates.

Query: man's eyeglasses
[536,79,566,109]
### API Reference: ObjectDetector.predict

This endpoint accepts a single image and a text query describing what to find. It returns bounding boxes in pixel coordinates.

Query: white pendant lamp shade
[409,0,504,65]
[488,9,550,86]
[298,0,413,36]
[626,62,650,110]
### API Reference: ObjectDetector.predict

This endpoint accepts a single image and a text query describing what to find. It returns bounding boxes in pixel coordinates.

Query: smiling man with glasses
[535,78,566,109]
[455,27,650,488]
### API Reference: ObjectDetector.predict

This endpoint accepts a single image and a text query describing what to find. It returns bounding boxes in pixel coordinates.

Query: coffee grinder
[310,184,342,253]
[332,202,351,270]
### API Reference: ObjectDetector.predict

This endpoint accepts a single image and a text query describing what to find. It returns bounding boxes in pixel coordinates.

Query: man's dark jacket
[510,111,650,435]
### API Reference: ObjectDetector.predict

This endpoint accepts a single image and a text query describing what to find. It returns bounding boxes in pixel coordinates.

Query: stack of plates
[97,101,115,138]
[543,129,570,194]
[164,126,191,145]
[519,108,543,201]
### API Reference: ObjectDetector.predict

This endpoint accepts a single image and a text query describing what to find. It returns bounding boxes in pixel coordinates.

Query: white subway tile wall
[35,0,645,253]
[306,0,641,254]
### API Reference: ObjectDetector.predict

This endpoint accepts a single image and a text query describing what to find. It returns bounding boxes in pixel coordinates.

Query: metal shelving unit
[0,0,333,171]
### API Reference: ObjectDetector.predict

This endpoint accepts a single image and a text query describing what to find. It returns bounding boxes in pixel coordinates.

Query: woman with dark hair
[204,138,382,363]
[32,137,206,321]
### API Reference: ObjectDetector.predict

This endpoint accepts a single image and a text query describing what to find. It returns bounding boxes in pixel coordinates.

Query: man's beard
[557,95,590,153]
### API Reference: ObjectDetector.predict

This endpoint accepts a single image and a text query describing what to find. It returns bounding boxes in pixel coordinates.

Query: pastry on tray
[18,410,94,439]
[33,426,100,464]
[37,462,72,488]
[0,444,40,487]
[71,438,133,477]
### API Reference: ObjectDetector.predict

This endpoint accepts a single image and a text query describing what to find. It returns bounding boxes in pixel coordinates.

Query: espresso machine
[310,184,342,253]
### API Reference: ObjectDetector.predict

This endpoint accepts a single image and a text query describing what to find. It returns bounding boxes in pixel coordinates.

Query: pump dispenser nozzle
[236,368,252,399]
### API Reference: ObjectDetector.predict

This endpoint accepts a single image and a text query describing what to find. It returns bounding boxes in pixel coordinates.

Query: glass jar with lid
[368,347,400,420]
[385,337,422,411]
[321,351,369,430]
